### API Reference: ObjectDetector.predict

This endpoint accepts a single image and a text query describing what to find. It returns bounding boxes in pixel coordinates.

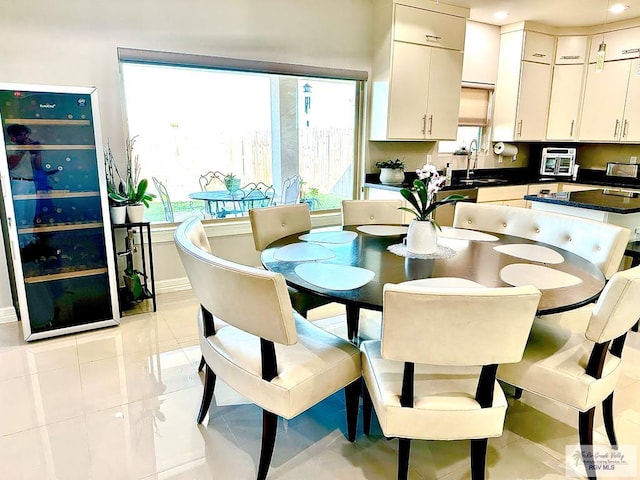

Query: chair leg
[344,379,361,442]
[346,303,360,343]
[397,438,411,480]
[632,320,639,333]
[362,383,372,436]
[198,355,206,372]
[470,438,488,480]
[579,407,597,480]
[602,392,618,449]
[256,410,278,480]
[197,364,216,424]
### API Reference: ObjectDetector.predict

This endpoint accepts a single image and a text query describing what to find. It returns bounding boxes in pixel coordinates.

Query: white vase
[126,204,145,223]
[406,219,437,254]
[110,205,127,225]
[379,168,405,185]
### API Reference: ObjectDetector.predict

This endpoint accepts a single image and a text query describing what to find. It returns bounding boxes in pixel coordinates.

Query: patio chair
[152,177,175,223]
[280,174,301,205]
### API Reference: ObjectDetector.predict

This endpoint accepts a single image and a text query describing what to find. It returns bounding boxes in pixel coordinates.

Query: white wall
[0,0,373,315]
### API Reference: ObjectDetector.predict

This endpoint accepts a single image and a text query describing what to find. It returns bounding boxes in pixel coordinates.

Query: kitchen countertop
[525,189,640,214]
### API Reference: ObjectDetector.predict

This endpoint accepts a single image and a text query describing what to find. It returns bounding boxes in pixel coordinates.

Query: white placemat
[273,243,336,262]
[298,231,357,244]
[387,243,457,260]
[400,277,487,288]
[356,225,408,236]
[494,244,564,264]
[439,227,499,242]
[500,264,582,290]
[295,263,375,290]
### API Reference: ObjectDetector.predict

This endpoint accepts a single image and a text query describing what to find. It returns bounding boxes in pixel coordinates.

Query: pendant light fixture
[595,0,611,72]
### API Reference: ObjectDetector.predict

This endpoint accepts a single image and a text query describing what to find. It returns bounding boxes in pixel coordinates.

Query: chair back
[381,283,541,366]
[453,202,630,279]
[199,171,224,191]
[341,199,404,226]
[586,265,640,343]
[175,217,297,344]
[249,203,311,251]
[152,177,175,222]
[281,175,301,205]
[239,182,276,209]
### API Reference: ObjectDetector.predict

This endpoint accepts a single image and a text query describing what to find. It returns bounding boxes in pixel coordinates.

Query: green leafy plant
[123,266,144,300]
[399,164,464,229]
[375,158,405,170]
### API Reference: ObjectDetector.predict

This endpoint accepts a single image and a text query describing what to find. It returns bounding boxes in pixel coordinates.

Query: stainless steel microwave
[540,147,576,177]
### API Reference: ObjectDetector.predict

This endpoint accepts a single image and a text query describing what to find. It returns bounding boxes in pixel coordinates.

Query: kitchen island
[525,188,640,232]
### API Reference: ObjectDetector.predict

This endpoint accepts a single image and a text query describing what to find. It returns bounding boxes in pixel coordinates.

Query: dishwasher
[432,187,478,227]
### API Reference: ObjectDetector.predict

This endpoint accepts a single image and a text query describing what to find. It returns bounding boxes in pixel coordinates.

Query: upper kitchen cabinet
[580,57,640,142]
[369,0,468,141]
[588,27,640,63]
[493,29,555,141]
[462,21,500,86]
[546,36,589,141]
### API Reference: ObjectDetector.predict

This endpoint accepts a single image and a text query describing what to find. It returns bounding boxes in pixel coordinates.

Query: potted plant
[104,140,127,224]
[299,181,319,210]
[399,164,464,254]
[224,173,241,193]
[375,158,406,185]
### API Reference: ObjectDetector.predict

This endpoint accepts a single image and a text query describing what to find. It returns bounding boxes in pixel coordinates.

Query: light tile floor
[1,290,639,479]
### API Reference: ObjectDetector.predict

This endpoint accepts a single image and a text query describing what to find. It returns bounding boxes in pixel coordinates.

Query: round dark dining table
[260,225,606,341]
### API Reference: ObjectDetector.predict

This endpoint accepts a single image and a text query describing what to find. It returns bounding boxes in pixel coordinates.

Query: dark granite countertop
[525,189,640,214]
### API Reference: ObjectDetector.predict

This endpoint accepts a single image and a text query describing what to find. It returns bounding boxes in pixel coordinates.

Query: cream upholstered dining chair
[497,266,640,480]
[360,283,541,480]
[453,202,630,333]
[341,199,404,226]
[249,203,336,316]
[175,217,361,480]
[453,202,630,280]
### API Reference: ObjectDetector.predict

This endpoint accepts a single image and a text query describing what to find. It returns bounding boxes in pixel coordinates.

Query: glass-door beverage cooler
[0,83,119,341]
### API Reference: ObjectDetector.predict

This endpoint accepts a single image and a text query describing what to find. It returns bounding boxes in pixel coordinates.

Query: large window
[119,53,364,223]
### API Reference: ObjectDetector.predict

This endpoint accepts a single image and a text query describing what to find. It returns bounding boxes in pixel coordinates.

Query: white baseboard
[156,277,191,294]
[0,306,17,324]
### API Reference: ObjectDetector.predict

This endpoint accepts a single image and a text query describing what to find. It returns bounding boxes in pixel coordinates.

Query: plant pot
[126,204,145,223]
[406,219,437,254]
[110,205,127,225]
[379,168,405,185]
[225,178,241,193]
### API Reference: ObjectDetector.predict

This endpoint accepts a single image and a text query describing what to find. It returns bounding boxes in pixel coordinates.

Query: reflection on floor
[1,290,639,479]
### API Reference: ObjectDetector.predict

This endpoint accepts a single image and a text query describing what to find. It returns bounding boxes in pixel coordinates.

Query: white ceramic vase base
[126,204,145,223]
[379,168,405,185]
[110,206,127,225]
[406,219,437,254]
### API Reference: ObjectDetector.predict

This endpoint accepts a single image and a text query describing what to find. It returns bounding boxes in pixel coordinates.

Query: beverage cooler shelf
[8,118,91,126]
[24,267,109,284]
[18,222,104,234]
[6,144,96,151]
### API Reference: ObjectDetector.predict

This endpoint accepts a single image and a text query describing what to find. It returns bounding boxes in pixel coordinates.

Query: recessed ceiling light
[609,4,629,14]
[493,11,509,20]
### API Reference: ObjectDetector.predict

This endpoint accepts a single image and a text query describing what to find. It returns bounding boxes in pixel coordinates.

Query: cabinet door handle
[560,55,580,60]
[622,48,640,55]
[532,53,547,58]
[424,34,442,43]
[570,120,575,137]
[421,114,426,135]
[623,119,629,138]
[614,119,620,138]
[428,114,433,135]
[517,120,523,137]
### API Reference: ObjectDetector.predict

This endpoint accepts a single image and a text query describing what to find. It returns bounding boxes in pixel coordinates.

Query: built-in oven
[540,147,577,177]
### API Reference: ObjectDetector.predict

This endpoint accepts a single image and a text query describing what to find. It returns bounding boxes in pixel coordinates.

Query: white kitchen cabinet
[588,27,640,63]
[555,36,589,65]
[370,0,468,141]
[546,64,585,140]
[546,36,588,140]
[579,58,640,142]
[386,42,463,140]
[493,30,554,141]
[559,183,600,193]
[477,185,529,207]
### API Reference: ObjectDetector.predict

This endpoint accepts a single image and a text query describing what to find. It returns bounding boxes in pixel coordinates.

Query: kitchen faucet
[465,139,478,180]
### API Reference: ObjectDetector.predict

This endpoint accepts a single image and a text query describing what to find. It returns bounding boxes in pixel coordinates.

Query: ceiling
[449,0,640,27]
